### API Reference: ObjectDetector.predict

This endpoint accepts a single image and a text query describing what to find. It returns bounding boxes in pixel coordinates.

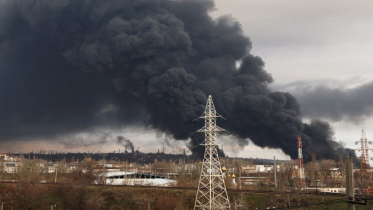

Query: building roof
[102,171,137,177]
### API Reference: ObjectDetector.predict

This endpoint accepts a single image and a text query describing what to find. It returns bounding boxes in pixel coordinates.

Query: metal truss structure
[194,95,230,210]
[356,129,372,170]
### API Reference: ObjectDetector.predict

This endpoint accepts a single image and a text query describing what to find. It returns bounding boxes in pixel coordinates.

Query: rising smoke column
[117,135,134,153]
[0,0,355,162]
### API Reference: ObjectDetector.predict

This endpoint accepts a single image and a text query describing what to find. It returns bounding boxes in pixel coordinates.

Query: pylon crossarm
[197,127,226,133]
[198,113,223,119]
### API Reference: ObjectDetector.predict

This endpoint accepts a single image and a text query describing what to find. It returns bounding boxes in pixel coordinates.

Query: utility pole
[102,154,106,187]
[238,162,241,190]
[274,156,277,189]
[346,156,355,210]
[194,95,230,210]
[54,166,58,183]
[125,160,128,185]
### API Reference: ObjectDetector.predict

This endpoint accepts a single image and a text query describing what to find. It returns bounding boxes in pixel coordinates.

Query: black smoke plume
[284,81,373,123]
[0,0,355,162]
[117,135,134,153]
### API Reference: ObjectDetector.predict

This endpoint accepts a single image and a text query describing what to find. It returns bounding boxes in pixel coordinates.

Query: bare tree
[17,159,42,184]
[305,160,319,187]
[277,160,297,190]
[319,159,336,187]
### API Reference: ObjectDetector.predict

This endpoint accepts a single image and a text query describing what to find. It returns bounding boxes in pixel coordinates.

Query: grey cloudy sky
[212,0,373,159]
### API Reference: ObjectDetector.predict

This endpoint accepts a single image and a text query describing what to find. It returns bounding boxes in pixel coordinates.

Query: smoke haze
[280,80,373,123]
[0,0,356,162]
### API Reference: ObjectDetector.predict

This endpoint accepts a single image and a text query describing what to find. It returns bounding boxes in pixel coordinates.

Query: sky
[1,0,372,162]
[211,0,373,160]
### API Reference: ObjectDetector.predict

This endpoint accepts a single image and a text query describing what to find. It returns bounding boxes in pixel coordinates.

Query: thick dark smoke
[117,135,134,153]
[286,81,373,123]
[0,0,356,162]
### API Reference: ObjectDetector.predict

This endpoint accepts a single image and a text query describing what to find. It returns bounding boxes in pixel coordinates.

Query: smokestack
[297,135,305,188]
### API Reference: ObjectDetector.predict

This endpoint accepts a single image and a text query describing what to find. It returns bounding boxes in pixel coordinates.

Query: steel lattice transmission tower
[194,95,231,210]
[355,129,372,170]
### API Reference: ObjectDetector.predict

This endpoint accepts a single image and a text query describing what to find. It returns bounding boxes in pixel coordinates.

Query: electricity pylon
[355,129,372,170]
[194,95,230,210]
[355,129,372,192]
